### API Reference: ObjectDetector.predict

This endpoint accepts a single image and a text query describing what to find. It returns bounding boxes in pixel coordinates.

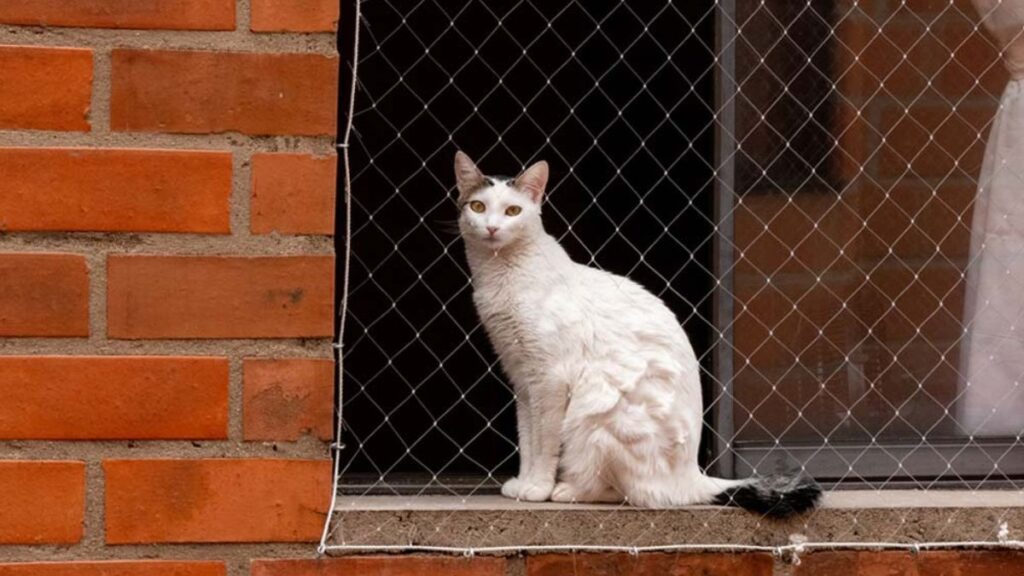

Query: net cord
[319,0,363,556]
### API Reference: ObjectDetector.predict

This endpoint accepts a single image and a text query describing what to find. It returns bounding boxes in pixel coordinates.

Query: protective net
[321,0,1024,554]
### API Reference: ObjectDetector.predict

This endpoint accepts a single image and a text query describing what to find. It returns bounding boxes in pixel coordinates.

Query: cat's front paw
[550,482,578,503]
[501,477,526,499]
[517,480,554,501]
[501,477,553,501]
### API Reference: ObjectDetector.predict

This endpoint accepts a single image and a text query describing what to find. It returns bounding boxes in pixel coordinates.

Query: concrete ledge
[327,491,1024,552]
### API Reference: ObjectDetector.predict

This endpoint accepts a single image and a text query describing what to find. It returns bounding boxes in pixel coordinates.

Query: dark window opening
[337,0,718,494]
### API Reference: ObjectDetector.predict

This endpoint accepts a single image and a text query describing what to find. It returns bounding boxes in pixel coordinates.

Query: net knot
[998,522,1010,544]
[787,534,808,566]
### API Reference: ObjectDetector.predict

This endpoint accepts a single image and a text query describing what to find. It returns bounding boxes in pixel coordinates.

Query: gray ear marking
[454,151,485,200]
[514,160,549,204]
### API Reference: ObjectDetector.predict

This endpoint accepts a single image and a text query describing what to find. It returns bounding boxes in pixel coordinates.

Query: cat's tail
[703,470,822,519]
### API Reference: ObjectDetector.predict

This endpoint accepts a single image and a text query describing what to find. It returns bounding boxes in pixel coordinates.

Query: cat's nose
[486,226,499,236]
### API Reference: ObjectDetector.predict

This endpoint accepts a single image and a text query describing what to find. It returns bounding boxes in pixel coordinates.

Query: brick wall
[0,0,340,572]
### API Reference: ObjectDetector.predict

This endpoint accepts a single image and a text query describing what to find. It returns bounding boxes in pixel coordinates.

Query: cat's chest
[473,277,578,350]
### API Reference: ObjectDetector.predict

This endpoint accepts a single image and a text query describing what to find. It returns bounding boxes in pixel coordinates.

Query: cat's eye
[505,205,522,216]
[469,201,486,213]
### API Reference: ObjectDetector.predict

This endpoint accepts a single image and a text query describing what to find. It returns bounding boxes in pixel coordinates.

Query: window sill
[327,491,1024,551]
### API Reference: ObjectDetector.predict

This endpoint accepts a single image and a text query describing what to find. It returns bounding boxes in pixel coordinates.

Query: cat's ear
[454,151,485,200]
[515,160,549,204]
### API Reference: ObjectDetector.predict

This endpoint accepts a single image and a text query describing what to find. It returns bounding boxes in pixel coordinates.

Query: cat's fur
[454,151,820,517]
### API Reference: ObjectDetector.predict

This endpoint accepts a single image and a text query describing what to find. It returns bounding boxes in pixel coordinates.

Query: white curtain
[959,0,1024,436]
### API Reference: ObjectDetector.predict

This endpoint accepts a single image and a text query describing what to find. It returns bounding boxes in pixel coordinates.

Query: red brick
[527,553,774,576]
[840,19,902,99]
[0,46,91,131]
[796,550,906,574]
[879,103,991,179]
[859,336,961,438]
[840,1,980,22]
[0,147,231,233]
[885,0,988,19]
[0,253,88,337]
[917,551,1024,575]
[834,102,874,182]
[733,193,859,277]
[104,459,331,543]
[733,364,856,443]
[0,1,234,30]
[0,356,228,440]
[733,273,858,372]
[252,557,506,576]
[866,20,1005,100]
[107,255,334,339]
[0,562,225,576]
[0,461,85,544]
[251,154,336,235]
[855,181,974,261]
[832,16,1003,191]
[833,15,1004,169]
[244,358,334,441]
[735,331,963,443]
[933,24,1006,97]
[796,550,1024,575]
[251,0,339,32]
[111,50,338,136]
[854,260,964,343]
[859,20,939,99]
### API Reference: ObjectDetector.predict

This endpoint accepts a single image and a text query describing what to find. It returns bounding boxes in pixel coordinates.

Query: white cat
[455,151,820,517]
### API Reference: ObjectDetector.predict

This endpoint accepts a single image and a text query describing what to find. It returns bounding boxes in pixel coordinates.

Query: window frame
[710,0,1024,487]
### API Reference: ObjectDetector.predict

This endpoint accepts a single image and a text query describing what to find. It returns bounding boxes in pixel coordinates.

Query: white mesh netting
[321,0,1024,555]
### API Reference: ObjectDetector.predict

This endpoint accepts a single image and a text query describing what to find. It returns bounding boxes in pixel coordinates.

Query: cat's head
[454,151,548,250]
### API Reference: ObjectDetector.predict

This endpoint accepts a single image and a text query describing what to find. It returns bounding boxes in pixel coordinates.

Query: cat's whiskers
[434,218,463,236]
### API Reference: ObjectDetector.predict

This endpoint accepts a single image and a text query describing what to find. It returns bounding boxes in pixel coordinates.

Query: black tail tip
[712,473,822,519]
